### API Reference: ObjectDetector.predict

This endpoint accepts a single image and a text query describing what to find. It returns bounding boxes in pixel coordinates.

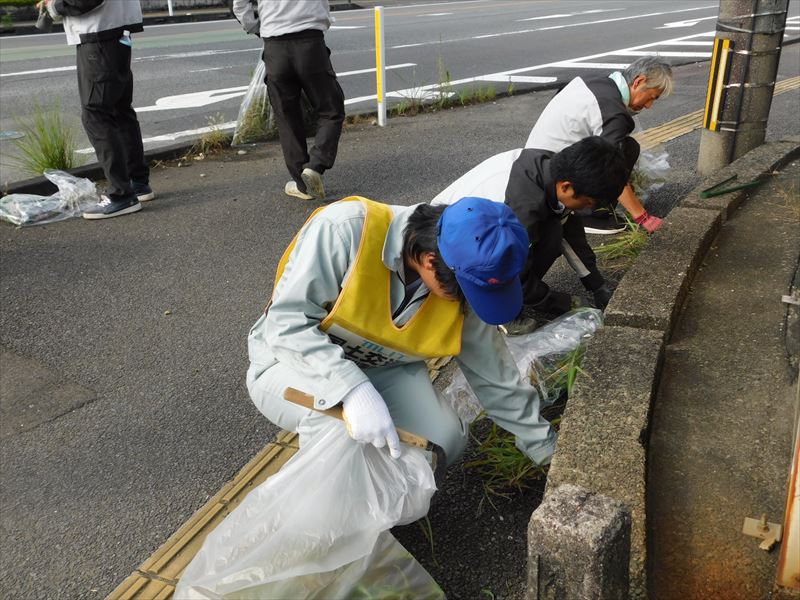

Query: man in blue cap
[246,196,557,467]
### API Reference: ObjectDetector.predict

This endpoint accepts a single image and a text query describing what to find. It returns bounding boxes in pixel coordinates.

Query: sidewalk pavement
[648,155,799,599]
[0,50,798,598]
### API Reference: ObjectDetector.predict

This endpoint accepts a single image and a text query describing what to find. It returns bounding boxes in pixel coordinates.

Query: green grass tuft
[10,102,83,176]
[594,215,649,272]
[464,418,548,499]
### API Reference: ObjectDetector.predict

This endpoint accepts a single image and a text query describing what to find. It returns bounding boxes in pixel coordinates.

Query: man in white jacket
[526,57,673,234]
[234,0,346,201]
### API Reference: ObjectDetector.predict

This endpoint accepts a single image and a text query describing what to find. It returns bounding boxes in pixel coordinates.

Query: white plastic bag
[0,170,99,227]
[444,308,603,422]
[231,61,275,146]
[632,116,671,201]
[175,420,441,599]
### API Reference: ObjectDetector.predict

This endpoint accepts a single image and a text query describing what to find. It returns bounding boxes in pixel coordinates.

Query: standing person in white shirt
[234,0,346,201]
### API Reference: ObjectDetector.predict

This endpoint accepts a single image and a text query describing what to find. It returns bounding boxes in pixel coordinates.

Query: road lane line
[478,74,557,84]
[0,65,76,77]
[664,41,715,46]
[550,62,629,70]
[132,63,417,113]
[517,8,624,22]
[393,4,717,48]
[614,50,713,57]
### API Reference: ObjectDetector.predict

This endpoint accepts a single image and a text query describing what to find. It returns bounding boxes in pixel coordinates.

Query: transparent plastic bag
[231,60,317,146]
[231,61,275,146]
[443,308,603,422]
[631,117,671,201]
[175,420,441,599]
[0,170,99,227]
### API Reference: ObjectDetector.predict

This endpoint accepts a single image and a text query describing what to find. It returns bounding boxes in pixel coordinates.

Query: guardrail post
[167,0,174,17]
[374,6,387,127]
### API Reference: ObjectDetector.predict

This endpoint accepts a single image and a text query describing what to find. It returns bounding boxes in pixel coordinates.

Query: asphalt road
[3,0,798,184]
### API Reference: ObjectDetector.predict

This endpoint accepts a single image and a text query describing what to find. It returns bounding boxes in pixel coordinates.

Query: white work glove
[341,381,401,459]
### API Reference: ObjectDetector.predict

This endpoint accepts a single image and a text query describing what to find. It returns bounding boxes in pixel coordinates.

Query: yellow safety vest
[273,197,463,368]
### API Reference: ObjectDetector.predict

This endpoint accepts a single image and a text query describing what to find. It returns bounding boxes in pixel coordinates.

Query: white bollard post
[374,6,386,127]
[167,0,174,17]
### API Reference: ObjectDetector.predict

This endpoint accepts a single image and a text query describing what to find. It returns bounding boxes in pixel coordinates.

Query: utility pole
[697,0,789,175]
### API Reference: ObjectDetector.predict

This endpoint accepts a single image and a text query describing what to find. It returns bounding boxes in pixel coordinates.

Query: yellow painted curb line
[106,430,299,600]
[635,75,800,150]
[105,73,800,600]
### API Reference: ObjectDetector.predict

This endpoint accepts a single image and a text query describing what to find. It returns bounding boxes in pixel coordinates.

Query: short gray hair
[623,57,673,96]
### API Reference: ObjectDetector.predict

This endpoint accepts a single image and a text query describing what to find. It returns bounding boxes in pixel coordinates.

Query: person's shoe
[301,167,325,200]
[132,181,155,202]
[498,314,538,336]
[582,215,627,235]
[82,195,142,220]
[285,181,314,201]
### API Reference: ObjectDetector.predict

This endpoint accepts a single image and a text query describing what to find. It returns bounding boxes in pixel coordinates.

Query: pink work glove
[341,381,401,459]
[634,211,663,234]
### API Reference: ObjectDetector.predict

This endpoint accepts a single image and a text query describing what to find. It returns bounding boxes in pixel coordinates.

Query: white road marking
[0,65,76,77]
[134,63,417,112]
[391,42,429,49]
[517,14,572,22]
[658,15,720,29]
[329,25,365,29]
[189,65,239,73]
[517,8,624,22]
[534,6,718,32]
[550,61,629,70]
[614,50,712,57]
[417,5,718,45]
[350,31,718,107]
[77,120,237,153]
[477,74,557,84]
[136,48,257,62]
[663,41,714,46]
[417,13,454,17]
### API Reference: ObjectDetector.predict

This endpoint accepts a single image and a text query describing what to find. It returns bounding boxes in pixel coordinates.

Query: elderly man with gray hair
[526,57,674,234]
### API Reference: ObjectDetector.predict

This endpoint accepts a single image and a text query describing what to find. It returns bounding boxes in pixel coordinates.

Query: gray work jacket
[247,201,557,464]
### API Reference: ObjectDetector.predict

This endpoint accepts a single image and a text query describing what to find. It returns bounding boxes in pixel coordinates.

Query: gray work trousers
[247,360,468,466]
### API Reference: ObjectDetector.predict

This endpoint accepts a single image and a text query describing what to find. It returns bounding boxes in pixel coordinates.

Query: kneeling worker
[246,196,557,467]
[433,137,628,335]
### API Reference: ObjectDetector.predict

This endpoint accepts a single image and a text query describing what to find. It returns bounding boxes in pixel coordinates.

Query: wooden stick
[283,387,431,450]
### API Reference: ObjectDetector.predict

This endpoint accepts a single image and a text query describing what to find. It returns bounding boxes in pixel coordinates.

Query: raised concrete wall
[527,140,800,600]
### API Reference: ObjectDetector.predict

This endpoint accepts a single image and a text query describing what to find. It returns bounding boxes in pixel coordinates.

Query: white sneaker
[284,181,314,201]
[301,168,325,200]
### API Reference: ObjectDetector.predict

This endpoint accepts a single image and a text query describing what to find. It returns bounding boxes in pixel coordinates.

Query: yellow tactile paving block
[106,430,299,600]
[635,75,800,150]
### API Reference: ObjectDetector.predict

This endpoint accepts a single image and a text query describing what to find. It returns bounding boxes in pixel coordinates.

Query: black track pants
[262,30,345,189]
[76,38,148,200]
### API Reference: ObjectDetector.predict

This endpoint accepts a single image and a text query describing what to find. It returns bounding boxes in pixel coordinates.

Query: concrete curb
[529,139,800,600]
[2,140,197,196]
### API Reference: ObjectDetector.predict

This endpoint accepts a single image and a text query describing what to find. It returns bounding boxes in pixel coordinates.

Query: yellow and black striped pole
[375,6,387,127]
[703,37,733,132]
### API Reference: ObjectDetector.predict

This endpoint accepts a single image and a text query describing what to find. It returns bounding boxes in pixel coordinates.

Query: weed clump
[10,102,83,176]
[594,216,649,272]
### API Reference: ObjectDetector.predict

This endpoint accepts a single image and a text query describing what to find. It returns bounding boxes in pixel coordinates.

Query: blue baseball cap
[437,197,530,325]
